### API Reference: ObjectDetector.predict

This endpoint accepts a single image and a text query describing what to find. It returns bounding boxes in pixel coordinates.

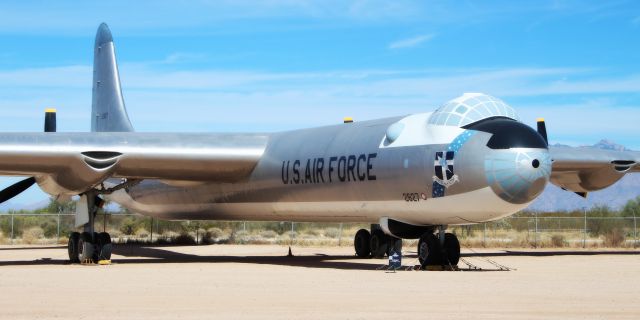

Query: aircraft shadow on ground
[0,245,638,270]
[461,250,640,257]
[0,246,66,251]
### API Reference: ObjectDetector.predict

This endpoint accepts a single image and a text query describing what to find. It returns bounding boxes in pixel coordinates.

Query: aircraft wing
[549,146,639,194]
[0,132,268,195]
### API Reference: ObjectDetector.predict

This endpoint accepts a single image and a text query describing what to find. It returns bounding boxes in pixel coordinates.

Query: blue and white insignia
[433,151,459,188]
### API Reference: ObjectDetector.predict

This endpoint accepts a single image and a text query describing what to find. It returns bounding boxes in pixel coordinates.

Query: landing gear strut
[67,193,112,263]
[353,225,402,258]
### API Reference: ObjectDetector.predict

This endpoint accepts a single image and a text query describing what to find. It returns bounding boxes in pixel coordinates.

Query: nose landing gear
[417,228,460,268]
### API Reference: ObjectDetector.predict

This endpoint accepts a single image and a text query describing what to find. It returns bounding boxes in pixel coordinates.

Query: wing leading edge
[549,146,640,194]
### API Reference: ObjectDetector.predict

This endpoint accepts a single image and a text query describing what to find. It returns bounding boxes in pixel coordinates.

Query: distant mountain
[588,139,630,152]
[528,139,639,212]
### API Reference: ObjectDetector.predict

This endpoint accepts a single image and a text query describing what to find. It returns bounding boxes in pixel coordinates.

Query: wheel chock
[98,260,112,265]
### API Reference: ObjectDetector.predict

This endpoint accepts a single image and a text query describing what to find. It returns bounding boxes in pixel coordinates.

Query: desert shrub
[207,227,225,239]
[551,234,565,247]
[304,229,322,236]
[231,230,250,244]
[201,228,228,244]
[587,206,624,237]
[119,218,136,235]
[173,233,196,245]
[260,230,278,239]
[135,228,149,238]
[283,231,297,238]
[324,228,340,238]
[603,228,625,247]
[22,227,44,244]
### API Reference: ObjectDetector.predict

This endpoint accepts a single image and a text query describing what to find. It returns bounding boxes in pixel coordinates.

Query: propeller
[0,108,57,204]
[44,108,56,132]
[536,117,548,145]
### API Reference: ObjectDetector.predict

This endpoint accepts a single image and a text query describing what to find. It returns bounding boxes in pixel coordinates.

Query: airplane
[0,23,638,266]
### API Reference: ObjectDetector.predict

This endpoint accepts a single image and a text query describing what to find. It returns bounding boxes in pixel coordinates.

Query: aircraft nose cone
[485,149,551,204]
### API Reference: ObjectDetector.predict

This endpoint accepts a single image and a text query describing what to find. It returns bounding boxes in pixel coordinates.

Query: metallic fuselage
[111,114,549,226]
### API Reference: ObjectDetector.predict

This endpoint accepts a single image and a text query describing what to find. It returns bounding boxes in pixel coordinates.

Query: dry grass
[22,227,44,245]
[5,226,640,249]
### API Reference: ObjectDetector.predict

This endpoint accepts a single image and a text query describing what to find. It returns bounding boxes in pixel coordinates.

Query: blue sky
[0,0,639,205]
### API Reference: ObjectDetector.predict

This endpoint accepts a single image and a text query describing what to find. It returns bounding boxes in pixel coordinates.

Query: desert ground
[0,244,638,319]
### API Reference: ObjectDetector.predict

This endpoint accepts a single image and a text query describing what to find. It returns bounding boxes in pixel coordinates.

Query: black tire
[78,232,94,263]
[97,232,112,261]
[67,232,80,263]
[354,229,371,258]
[418,233,441,266]
[370,229,388,258]
[443,233,460,266]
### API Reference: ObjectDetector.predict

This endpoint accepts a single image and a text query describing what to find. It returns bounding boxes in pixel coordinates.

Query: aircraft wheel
[418,233,441,266]
[67,232,80,263]
[354,229,371,258]
[443,233,460,266]
[370,229,388,258]
[78,232,95,263]
[97,232,112,261]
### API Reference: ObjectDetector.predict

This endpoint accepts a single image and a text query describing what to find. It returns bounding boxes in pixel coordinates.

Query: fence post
[583,207,587,249]
[533,212,538,248]
[634,212,637,247]
[483,222,486,246]
[57,209,61,241]
[10,212,14,244]
[291,222,295,245]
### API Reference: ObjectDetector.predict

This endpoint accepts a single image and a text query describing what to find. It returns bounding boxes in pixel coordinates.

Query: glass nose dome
[428,93,519,127]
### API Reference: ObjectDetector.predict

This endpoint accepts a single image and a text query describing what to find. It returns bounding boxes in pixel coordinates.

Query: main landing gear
[354,226,402,258]
[353,225,460,268]
[67,193,112,263]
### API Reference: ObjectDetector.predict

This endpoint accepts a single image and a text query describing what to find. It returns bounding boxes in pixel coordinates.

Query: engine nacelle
[550,161,635,193]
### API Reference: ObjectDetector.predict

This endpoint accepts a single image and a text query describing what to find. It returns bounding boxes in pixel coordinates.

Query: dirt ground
[0,244,638,319]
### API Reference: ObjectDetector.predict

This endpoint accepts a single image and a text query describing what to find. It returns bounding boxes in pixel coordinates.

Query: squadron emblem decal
[431,130,476,198]
[433,151,459,188]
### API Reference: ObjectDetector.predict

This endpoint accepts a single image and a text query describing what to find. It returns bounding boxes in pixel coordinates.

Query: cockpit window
[463,117,548,149]
[427,93,520,128]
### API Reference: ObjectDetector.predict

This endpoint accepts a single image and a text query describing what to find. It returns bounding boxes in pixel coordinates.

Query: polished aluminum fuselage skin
[108,115,543,226]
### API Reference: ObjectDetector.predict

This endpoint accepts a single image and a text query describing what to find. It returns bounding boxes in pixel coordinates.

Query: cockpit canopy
[427,93,520,127]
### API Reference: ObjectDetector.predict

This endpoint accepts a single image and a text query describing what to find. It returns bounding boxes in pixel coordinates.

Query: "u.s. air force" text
[281,153,377,185]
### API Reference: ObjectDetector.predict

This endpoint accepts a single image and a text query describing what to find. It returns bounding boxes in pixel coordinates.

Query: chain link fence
[0,213,638,248]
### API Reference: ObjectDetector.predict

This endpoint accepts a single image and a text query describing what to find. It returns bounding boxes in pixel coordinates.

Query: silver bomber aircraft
[1,23,638,266]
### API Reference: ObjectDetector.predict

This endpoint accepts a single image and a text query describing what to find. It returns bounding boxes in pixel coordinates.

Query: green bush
[119,218,136,235]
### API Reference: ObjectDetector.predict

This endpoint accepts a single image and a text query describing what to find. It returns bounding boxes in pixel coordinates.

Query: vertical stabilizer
[91,23,134,132]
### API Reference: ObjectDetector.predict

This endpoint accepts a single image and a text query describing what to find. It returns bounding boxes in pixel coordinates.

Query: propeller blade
[536,117,548,145]
[45,108,56,132]
[0,177,36,204]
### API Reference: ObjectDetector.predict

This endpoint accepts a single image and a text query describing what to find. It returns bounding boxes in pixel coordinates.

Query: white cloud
[388,34,435,49]
[0,63,639,150]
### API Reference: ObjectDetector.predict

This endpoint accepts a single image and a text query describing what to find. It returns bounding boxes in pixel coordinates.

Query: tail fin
[91,23,134,132]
